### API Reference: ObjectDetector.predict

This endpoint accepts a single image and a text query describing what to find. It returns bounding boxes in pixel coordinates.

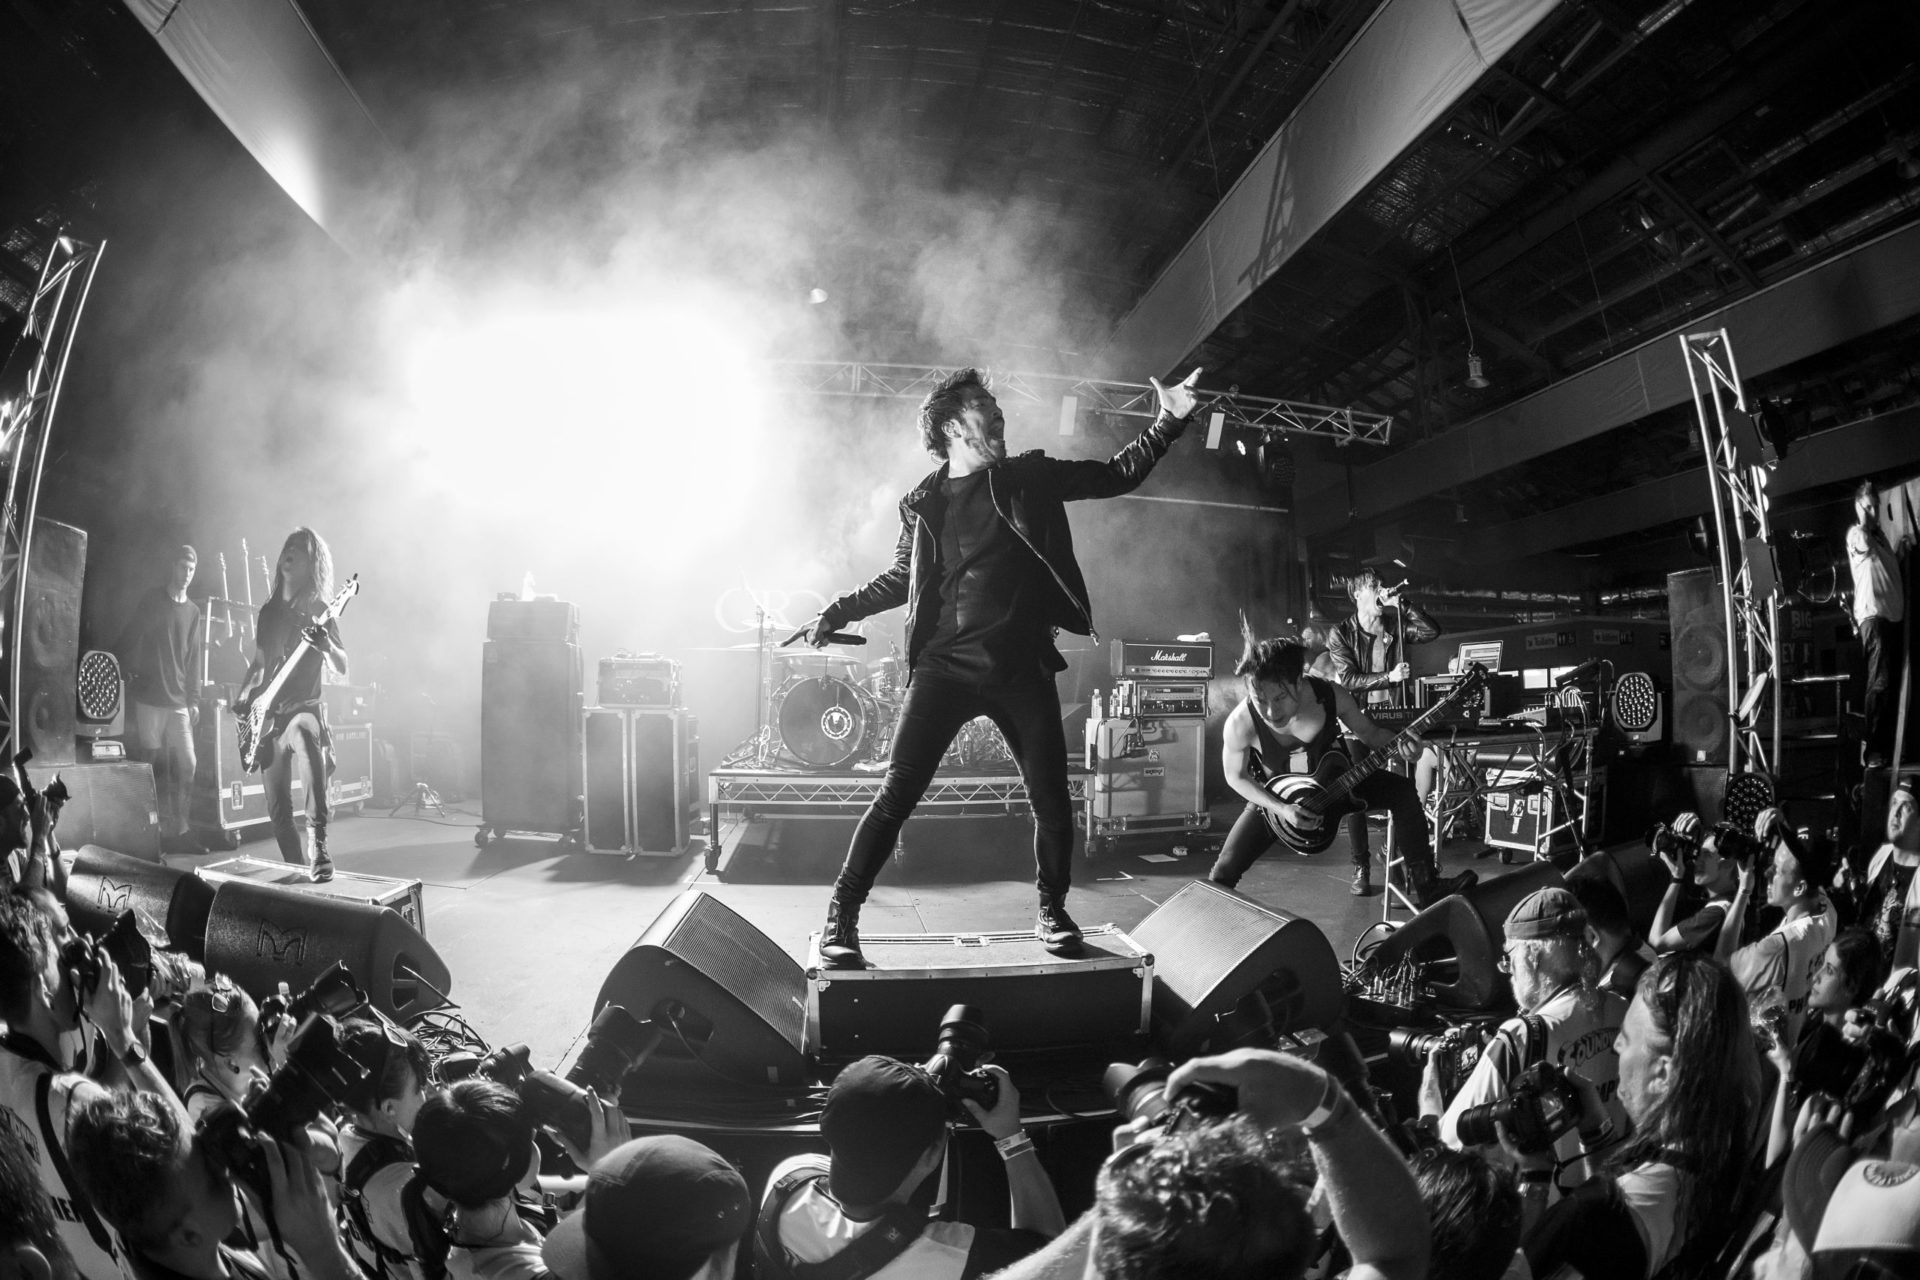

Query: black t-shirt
[1870,859,1918,964]
[255,596,340,714]
[117,589,200,708]
[917,470,1052,682]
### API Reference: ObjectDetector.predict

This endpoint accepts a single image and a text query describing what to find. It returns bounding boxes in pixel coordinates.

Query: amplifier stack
[1086,638,1213,852]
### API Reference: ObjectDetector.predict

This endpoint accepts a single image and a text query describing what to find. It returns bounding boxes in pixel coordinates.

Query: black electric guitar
[234,575,359,773]
[1261,664,1487,853]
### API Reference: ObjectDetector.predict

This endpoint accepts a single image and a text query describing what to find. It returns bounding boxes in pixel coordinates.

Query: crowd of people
[9,782,1920,1280]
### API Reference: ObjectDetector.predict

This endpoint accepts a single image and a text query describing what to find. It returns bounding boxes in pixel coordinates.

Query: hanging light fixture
[1449,246,1489,389]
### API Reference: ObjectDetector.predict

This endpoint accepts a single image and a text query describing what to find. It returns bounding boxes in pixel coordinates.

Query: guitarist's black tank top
[1244,677,1344,784]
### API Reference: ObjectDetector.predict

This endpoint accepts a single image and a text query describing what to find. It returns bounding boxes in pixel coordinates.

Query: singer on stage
[801,366,1201,968]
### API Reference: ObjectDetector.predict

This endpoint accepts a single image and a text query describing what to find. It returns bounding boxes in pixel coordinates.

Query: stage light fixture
[1464,353,1490,389]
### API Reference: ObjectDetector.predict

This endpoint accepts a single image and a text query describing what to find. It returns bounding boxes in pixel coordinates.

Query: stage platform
[150,793,1493,1078]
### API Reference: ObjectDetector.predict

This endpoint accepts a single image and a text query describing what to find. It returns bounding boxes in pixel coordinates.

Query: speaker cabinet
[1669,568,1729,762]
[584,708,699,854]
[1087,715,1208,842]
[592,891,808,1089]
[20,518,84,763]
[203,880,450,1021]
[65,844,215,957]
[1129,881,1343,1053]
[481,641,583,836]
[1566,846,1673,942]
[28,760,161,860]
[1364,862,1566,1011]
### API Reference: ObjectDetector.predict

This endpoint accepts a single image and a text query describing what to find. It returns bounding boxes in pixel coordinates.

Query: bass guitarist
[234,528,346,881]
[1208,630,1474,908]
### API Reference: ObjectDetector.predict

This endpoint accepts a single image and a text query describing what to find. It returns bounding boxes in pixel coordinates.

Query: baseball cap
[1785,1125,1920,1278]
[542,1135,750,1280]
[1503,886,1588,942]
[820,1055,948,1206]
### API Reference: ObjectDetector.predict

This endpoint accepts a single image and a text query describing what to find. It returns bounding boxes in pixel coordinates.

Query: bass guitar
[234,575,360,773]
[1261,665,1487,853]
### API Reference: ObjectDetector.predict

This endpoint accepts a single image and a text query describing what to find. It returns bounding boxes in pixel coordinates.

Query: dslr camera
[259,962,367,1050]
[1103,1057,1238,1137]
[1645,820,1704,874]
[921,1005,1000,1114]
[1453,1060,1583,1153]
[1387,1021,1489,1098]
[199,1011,372,1201]
[60,910,153,1001]
[445,1003,660,1153]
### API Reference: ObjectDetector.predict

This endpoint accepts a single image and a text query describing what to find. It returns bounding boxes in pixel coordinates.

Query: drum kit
[713,620,1012,773]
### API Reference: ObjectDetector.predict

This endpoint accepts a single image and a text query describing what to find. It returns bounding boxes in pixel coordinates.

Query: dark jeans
[264,711,331,866]
[1862,615,1904,761]
[1209,769,1431,888]
[835,673,1074,902]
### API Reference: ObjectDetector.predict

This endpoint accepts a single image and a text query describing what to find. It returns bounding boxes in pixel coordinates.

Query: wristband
[120,1040,148,1068]
[994,1132,1034,1161]
[1519,1170,1552,1191]
[1298,1074,1348,1137]
[1578,1121,1614,1147]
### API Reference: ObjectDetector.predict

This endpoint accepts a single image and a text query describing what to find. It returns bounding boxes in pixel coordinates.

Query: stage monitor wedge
[593,890,809,1090]
[1129,880,1343,1054]
[1362,863,1565,1012]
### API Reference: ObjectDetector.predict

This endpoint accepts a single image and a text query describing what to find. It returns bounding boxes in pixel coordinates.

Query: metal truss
[710,766,1089,818]
[0,235,104,758]
[1681,329,1781,778]
[771,361,1394,446]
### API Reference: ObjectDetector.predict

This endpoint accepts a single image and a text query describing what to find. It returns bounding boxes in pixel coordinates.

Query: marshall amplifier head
[1111,639,1214,681]
[598,654,681,708]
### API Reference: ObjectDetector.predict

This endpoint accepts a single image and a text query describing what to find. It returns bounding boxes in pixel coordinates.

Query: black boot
[1037,893,1083,955]
[1409,861,1475,911]
[1351,864,1372,896]
[310,821,334,883]
[820,893,864,969]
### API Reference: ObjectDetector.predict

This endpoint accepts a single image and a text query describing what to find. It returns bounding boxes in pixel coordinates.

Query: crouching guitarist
[234,528,346,881]
[1208,630,1474,910]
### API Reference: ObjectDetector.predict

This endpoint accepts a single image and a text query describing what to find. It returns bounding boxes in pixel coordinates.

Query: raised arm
[1032,369,1199,502]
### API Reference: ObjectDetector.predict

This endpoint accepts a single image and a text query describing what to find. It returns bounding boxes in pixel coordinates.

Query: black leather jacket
[824,412,1190,671]
[1326,603,1442,693]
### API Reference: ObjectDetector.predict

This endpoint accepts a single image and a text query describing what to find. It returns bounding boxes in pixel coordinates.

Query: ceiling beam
[1450,407,1920,563]
[1099,0,1566,378]
[1297,217,1920,537]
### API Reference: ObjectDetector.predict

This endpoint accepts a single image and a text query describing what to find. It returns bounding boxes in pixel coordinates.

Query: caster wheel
[475,827,492,848]
[1498,848,1514,865]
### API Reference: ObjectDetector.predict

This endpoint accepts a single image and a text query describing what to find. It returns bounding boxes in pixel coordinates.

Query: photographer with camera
[1423,888,1626,1191]
[1410,1147,1525,1280]
[1568,875,1653,1001]
[0,769,61,895]
[1649,814,1749,955]
[1,1116,81,1280]
[1523,952,1763,1280]
[1073,1047,1429,1280]
[335,1019,435,1280]
[67,1087,363,1280]
[1717,812,1836,1049]
[1,890,180,1279]
[411,1078,629,1280]
[756,1053,1064,1280]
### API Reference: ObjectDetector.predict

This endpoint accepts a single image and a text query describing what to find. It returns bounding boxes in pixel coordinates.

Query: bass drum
[775,676,878,769]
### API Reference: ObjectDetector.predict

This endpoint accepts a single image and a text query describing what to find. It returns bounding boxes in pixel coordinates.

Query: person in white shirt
[1848,479,1909,767]
[1427,886,1628,1192]
[1718,811,1837,1047]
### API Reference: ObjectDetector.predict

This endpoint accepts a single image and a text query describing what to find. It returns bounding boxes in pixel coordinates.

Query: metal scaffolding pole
[1679,328,1782,781]
[0,235,105,759]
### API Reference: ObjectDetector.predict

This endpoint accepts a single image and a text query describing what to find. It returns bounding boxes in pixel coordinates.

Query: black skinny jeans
[1862,615,1904,761]
[835,672,1075,901]
[265,710,331,866]
[1209,768,1431,888]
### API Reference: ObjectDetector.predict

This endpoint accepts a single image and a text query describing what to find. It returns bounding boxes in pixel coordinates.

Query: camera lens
[564,1005,660,1099]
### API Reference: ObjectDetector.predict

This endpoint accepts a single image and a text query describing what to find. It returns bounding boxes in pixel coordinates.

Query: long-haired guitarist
[1208,630,1474,908]
[234,528,346,881]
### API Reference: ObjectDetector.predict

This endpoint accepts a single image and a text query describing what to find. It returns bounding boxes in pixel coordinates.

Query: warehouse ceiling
[2,0,1916,588]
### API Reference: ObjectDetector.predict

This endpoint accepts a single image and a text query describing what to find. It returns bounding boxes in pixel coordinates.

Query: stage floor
[159,797,1501,1070]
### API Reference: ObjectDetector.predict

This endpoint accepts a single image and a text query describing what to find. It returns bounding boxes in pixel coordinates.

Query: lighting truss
[1680,329,1781,779]
[709,766,1089,819]
[771,361,1394,446]
[0,235,104,759]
